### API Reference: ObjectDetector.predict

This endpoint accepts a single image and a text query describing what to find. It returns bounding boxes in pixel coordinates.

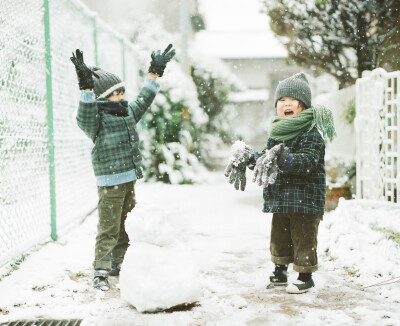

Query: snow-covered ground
[0,171,399,325]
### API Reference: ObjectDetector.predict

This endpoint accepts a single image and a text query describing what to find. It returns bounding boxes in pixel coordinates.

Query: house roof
[196,0,287,59]
[195,31,287,59]
[229,89,270,103]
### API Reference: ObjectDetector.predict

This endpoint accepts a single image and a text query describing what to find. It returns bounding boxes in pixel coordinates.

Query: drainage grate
[1,320,81,326]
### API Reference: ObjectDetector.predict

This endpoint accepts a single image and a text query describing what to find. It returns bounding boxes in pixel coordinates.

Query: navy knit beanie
[91,67,125,98]
[273,73,312,109]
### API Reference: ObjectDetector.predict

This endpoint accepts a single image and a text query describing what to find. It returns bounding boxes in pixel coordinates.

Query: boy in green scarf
[225,73,335,294]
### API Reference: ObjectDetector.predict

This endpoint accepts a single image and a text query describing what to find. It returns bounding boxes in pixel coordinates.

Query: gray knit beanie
[91,66,125,98]
[273,72,311,109]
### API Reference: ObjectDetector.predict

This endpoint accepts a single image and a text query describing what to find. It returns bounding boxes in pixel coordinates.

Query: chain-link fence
[0,0,139,267]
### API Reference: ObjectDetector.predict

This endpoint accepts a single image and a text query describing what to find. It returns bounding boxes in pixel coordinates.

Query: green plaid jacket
[261,127,326,215]
[76,83,158,179]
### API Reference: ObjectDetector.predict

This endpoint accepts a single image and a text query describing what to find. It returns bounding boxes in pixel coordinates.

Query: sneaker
[109,262,121,276]
[266,271,288,289]
[94,269,110,291]
[286,279,315,294]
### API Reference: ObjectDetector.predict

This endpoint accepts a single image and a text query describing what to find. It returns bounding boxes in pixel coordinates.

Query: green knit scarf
[270,105,336,142]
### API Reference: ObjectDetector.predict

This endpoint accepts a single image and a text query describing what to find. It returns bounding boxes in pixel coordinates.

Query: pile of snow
[119,213,201,313]
[320,199,400,287]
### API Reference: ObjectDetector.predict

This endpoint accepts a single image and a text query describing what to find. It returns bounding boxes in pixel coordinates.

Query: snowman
[119,208,201,313]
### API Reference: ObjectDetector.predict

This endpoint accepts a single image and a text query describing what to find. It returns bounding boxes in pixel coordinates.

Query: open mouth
[284,110,294,117]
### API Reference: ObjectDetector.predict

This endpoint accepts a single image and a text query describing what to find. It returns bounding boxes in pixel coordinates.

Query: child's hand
[225,161,247,191]
[253,152,276,187]
[70,49,99,90]
[224,141,253,191]
[148,44,176,77]
[252,143,289,187]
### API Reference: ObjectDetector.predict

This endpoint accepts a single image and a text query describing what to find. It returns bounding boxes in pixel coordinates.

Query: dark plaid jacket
[260,127,326,215]
[76,85,157,179]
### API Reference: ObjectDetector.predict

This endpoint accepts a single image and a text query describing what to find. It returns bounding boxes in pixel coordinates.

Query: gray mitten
[252,151,275,187]
[224,141,253,191]
[252,143,289,187]
[275,144,290,168]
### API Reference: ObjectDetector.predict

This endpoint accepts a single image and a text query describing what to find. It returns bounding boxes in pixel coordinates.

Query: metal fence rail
[0,0,139,267]
[355,68,399,203]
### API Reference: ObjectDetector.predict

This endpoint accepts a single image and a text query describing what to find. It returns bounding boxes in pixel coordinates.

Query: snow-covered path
[0,172,399,325]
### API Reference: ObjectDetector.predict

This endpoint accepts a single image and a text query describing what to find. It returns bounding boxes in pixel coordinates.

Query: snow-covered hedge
[126,22,241,182]
[190,53,245,168]
[126,24,207,184]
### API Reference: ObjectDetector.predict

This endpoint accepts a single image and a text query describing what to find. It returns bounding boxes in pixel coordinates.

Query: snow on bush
[122,22,211,184]
[122,20,242,179]
[190,52,246,168]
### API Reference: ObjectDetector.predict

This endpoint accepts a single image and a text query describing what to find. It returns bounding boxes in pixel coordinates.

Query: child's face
[275,97,303,118]
[107,90,125,102]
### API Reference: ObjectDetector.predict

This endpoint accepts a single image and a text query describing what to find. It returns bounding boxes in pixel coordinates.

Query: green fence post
[43,0,57,241]
[92,15,99,66]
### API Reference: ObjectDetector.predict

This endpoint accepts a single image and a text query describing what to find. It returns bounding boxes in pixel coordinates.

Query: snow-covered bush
[139,66,209,184]
[190,54,244,132]
[126,23,209,184]
[190,54,245,168]
[125,21,241,181]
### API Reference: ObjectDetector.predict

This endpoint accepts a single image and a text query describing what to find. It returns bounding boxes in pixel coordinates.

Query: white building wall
[315,85,356,161]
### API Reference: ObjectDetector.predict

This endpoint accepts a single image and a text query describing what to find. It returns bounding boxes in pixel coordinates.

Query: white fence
[355,68,399,203]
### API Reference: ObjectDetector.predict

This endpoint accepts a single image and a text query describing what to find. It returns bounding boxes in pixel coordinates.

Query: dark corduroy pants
[270,213,322,273]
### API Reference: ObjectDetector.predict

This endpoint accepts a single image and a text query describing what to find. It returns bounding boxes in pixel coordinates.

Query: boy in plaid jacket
[225,73,335,294]
[70,45,175,291]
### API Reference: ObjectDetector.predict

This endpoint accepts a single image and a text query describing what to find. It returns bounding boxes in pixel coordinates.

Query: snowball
[120,215,201,312]
[230,140,248,155]
[124,215,177,247]
[119,242,201,312]
[229,140,252,167]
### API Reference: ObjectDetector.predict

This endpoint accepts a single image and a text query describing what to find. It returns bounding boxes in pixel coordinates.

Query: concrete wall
[315,85,356,161]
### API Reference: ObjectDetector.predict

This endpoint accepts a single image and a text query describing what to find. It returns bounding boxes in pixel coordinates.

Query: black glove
[224,141,253,191]
[148,44,176,77]
[252,143,289,187]
[70,49,99,90]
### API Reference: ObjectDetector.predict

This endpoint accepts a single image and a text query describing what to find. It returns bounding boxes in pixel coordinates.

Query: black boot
[286,273,314,294]
[267,264,288,289]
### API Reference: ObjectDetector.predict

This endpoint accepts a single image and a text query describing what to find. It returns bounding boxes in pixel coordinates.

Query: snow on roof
[198,0,268,32]
[229,89,269,103]
[196,0,287,59]
[195,31,287,59]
